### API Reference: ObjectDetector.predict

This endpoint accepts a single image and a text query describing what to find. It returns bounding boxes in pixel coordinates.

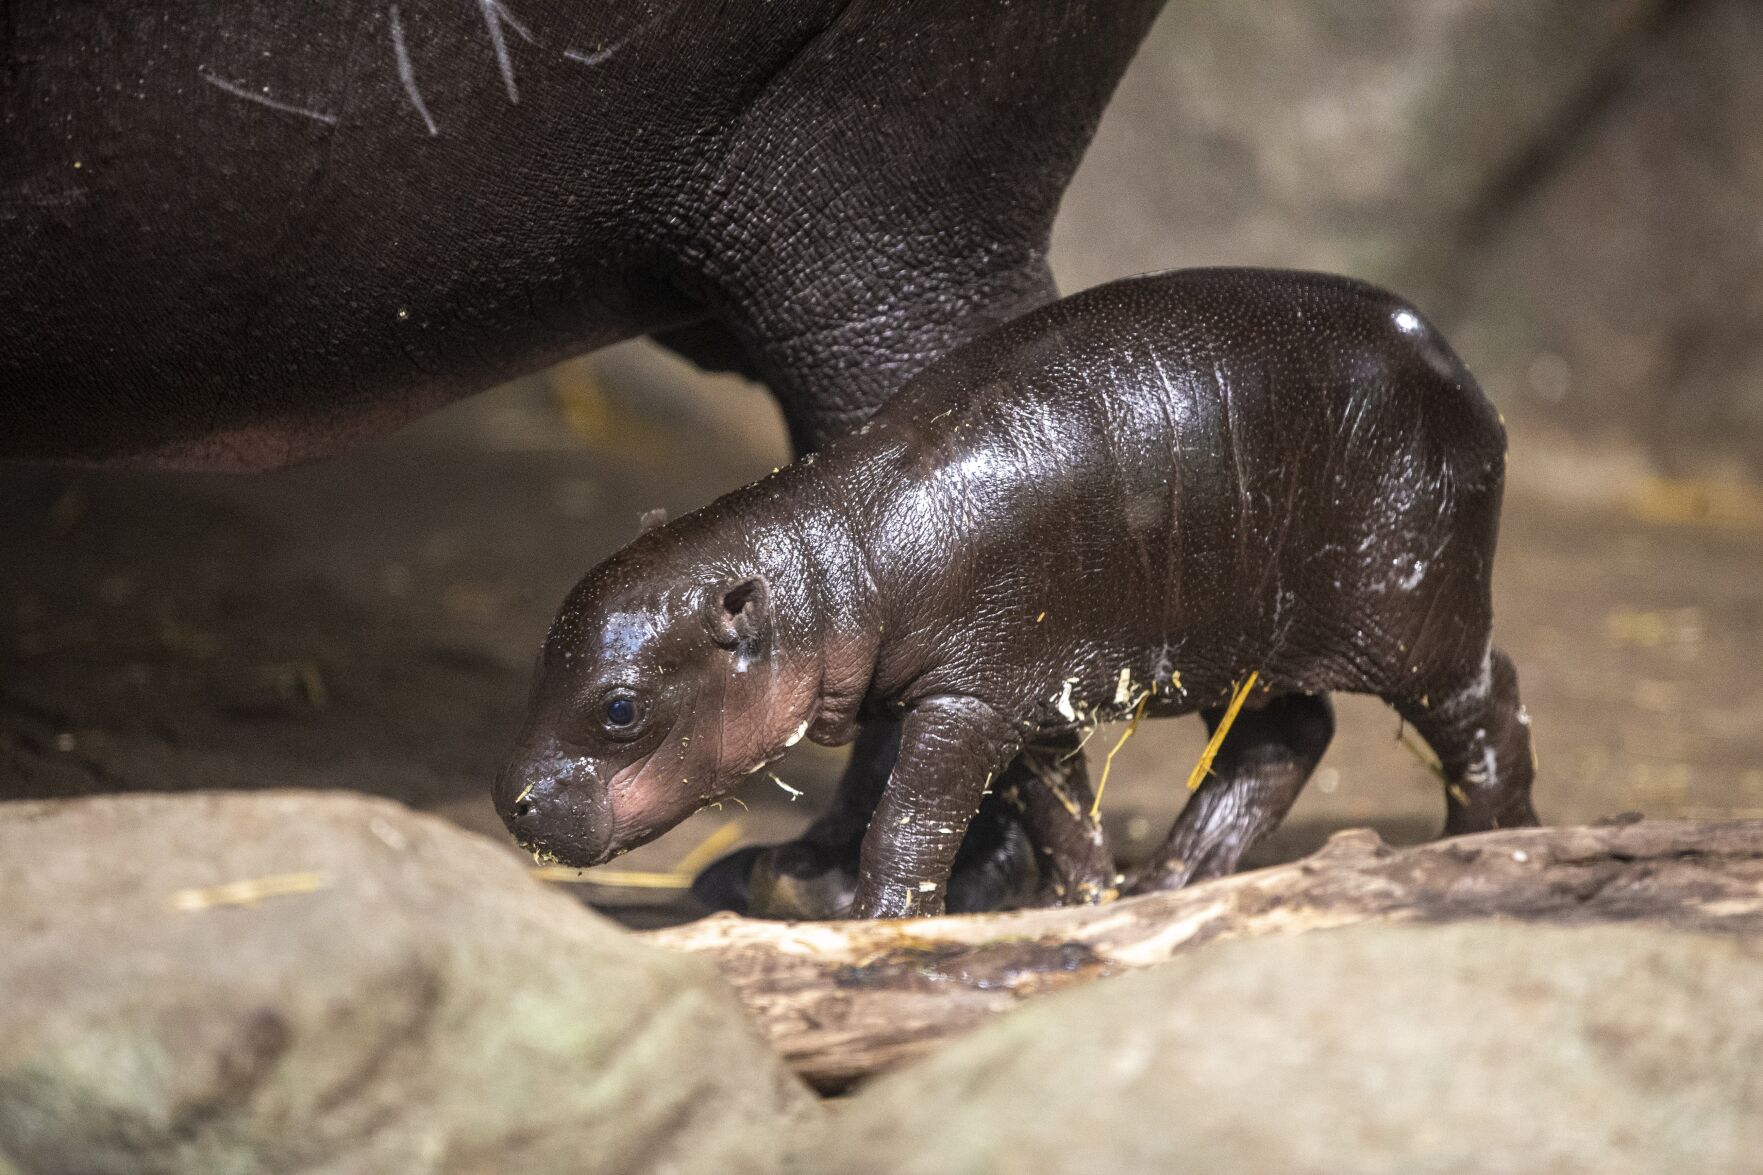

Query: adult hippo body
[1,0,1161,468]
[498,269,1539,919]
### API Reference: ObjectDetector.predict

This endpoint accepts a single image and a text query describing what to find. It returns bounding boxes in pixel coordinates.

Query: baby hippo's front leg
[853,696,1022,918]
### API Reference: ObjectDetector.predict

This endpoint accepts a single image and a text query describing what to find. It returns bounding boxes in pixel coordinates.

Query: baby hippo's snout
[495,738,615,867]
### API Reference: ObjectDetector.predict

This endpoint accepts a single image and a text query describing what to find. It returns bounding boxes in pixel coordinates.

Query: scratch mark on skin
[390,5,438,135]
[478,0,537,104]
[561,45,617,67]
[1217,360,1251,582]
[1149,349,1183,644]
[198,69,338,125]
[563,0,679,68]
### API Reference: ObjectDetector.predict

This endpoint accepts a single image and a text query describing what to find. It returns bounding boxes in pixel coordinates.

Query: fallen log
[641,818,1763,1089]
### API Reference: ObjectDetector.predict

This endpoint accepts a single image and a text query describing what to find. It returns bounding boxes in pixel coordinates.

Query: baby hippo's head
[496,540,815,868]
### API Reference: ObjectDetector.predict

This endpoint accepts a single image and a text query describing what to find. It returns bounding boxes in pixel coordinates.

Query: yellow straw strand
[170,871,328,912]
[1089,691,1152,819]
[531,819,744,892]
[1058,722,1100,763]
[671,819,746,878]
[1184,671,1261,792]
[1397,729,1448,782]
[531,867,695,889]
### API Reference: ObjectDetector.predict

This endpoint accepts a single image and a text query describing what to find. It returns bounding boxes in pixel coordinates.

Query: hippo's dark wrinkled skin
[2,0,1160,468]
[497,269,1539,918]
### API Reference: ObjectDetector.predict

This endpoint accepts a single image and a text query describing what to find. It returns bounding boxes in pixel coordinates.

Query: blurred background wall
[1055,0,1763,482]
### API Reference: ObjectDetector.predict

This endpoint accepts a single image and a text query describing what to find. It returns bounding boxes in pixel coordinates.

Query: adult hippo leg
[1128,693,1335,893]
[1397,647,1539,835]
[662,1,1166,453]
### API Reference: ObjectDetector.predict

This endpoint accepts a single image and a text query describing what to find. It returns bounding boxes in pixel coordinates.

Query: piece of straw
[529,867,695,889]
[531,819,744,891]
[1184,671,1260,792]
[1398,728,1448,782]
[170,871,328,911]
[1089,691,1152,819]
[670,819,745,877]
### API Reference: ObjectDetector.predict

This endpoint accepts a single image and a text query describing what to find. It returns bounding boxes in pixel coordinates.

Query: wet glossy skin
[498,268,1539,918]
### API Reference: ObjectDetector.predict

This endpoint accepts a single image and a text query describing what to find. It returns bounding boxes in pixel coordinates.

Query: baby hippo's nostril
[497,763,612,867]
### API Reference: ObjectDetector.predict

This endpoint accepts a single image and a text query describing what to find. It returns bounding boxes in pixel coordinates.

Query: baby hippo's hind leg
[1398,646,1538,835]
[1128,692,1334,894]
[998,734,1117,906]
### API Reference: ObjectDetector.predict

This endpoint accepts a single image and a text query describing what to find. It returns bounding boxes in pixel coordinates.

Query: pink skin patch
[121,389,462,472]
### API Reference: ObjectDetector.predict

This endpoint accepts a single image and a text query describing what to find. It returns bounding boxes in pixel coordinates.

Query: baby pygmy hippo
[497,269,1537,919]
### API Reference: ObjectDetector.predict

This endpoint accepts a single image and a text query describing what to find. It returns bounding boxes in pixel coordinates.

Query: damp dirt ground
[5,343,1761,928]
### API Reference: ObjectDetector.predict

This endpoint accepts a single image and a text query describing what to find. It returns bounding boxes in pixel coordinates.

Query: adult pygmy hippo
[3,0,1160,467]
[497,268,1538,918]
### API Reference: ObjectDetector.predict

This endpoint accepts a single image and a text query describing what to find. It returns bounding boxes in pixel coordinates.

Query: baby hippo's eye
[600,689,645,738]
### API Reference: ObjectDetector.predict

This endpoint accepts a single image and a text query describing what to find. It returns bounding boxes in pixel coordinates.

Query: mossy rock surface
[0,791,815,1175]
[825,920,1763,1175]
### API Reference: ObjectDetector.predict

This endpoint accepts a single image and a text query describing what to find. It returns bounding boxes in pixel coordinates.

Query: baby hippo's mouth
[522,835,621,870]
[496,754,616,868]
[506,799,616,869]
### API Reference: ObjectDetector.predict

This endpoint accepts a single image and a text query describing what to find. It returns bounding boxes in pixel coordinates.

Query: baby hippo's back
[848,268,1509,712]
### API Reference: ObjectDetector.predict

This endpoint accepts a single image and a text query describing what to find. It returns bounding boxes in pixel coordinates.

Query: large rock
[0,791,815,1175]
[824,921,1763,1174]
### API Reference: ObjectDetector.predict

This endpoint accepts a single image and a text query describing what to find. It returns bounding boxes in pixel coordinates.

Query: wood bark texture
[641,819,1763,1089]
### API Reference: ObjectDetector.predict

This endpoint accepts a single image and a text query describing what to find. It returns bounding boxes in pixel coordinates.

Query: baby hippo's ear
[705,576,772,652]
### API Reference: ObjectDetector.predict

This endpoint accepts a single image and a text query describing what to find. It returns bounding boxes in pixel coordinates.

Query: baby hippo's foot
[1033,871,1118,908]
[687,844,768,913]
[692,796,1039,919]
[691,839,858,920]
[1001,741,1118,908]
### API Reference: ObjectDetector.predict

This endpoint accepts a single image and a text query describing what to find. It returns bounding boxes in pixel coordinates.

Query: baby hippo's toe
[689,844,769,916]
